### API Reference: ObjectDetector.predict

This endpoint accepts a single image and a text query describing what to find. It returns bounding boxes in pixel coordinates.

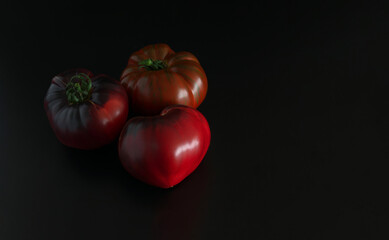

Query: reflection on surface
[151,161,210,240]
[177,89,189,101]
[62,134,211,240]
[175,139,199,157]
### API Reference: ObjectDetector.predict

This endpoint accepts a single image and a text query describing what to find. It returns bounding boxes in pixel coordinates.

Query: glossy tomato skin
[120,44,208,115]
[118,105,211,188]
[44,68,129,150]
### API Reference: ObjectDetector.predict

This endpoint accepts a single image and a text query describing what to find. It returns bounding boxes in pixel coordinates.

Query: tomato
[118,105,211,188]
[120,43,208,115]
[44,69,129,150]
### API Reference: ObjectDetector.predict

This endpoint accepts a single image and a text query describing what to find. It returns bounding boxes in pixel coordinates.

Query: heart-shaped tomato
[118,105,210,188]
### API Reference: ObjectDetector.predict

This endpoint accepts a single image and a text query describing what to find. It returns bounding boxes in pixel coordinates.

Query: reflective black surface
[1,2,389,239]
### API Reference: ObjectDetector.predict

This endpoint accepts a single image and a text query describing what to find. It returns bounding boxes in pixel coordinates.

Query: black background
[1,1,389,239]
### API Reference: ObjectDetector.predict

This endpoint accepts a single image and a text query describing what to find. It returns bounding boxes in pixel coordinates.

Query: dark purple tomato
[44,68,129,150]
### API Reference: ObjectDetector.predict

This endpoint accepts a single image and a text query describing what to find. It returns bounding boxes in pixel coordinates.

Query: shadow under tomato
[61,138,165,203]
[62,139,121,178]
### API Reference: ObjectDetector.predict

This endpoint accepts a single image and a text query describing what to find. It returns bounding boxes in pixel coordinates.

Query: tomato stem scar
[66,73,93,105]
[139,58,167,71]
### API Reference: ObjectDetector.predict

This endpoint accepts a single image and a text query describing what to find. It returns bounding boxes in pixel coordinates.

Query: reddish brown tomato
[120,43,208,115]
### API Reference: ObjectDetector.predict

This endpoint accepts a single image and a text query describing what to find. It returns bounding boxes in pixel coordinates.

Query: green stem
[66,73,93,105]
[139,58,167,70]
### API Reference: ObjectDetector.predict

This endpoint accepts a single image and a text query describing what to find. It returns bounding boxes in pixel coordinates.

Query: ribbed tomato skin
[120,44,208,115]
[44,68,129,150]
[118,105,211,188]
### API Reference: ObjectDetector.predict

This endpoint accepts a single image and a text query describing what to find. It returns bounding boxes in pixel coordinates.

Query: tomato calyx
[139,58,167,71]
[65,73,93,105]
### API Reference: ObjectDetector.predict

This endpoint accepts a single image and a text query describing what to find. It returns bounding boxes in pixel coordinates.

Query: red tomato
[44,69,129,150]
[118,105,211,188]
[120,43,208,115]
